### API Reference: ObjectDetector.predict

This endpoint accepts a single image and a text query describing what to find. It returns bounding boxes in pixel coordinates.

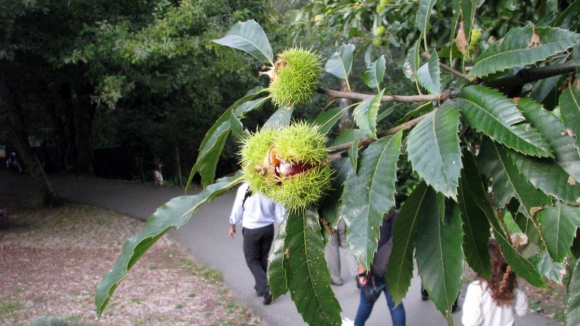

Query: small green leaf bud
[376,4,386,14]
[374,26,386,36]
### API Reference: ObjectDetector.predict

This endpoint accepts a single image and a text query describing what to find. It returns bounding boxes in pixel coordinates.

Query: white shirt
[462,280,528,326]
[154,170,163,185]
[229,183,286,229]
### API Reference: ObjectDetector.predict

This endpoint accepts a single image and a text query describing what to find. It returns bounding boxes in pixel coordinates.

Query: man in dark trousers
[229,182,286,305]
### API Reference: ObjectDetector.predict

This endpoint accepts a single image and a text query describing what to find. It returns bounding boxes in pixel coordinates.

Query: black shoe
[421,294,429,301]
[256,291,264,297]
[263,292,273,305]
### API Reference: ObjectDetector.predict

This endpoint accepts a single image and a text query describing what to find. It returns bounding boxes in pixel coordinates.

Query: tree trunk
[0,75,62,206]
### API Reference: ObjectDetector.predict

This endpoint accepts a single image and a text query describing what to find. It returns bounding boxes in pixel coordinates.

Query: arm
[228,184,248,238]
[514,287,529,316]
[461,282,484,326]
[357,264,368,287]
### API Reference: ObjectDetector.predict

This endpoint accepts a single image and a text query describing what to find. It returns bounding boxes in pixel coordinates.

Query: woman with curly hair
[462,238,529,326]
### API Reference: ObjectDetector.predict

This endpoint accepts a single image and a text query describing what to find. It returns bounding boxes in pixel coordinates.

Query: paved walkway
[0,173,559,326]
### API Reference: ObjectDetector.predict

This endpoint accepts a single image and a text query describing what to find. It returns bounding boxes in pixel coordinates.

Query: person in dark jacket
[354,208,405,326]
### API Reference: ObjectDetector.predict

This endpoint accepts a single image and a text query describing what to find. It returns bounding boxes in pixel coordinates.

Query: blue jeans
[354,277,405,326]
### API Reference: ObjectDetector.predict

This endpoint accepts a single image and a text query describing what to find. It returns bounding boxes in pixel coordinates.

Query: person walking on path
[326,218,358,286]
[154,164,164,185]
[228,183,286,305]
[354,208,405,326]
[461,238,528,326]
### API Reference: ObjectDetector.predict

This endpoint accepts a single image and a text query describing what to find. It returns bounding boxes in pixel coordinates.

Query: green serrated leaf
[530,57,567,103]
[417,50,441,96]
[377,104,396,122]
[319,158,353,230]
[530,250,565,284]
[407,103,462,199]
[395,102,434,125]
[187,88,266,189]
[349,138,359,174]
[503,210,523,234]
[553,0,580,27]
[386,182,426,305]
[325,44,356,81]
[531,75,561,103]
[95,172,244,316]
[331,129,367,147]
[518,98,580,180]
[230,112,247,140]
[509,98,580,203]
[234,96,270,117]
[263,106,294,130]
[404,40,421,82]
[284,210,342,326]
[538,202,580,263]
[312,106,349,135]
[469,26,580,78]
[268,212,289,299]
[458,150,492,280]
[189,121,230,188]
[560,81,580,150]
[460,0,477,47]
[565,257,580,325]
[353,90,384,139]
[212,20,273,65]
[342,132,402,269]
[477,138,552,217]
[417,0,437,48]
[494,229,546,288]
[363,55,386,91]
[416,196,464,322]
[459,85,553,158]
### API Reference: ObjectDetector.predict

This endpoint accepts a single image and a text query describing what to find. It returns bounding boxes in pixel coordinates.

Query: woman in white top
[462,238,528,326]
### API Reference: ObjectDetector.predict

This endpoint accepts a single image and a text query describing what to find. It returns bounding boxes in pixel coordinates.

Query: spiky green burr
[269,48,322,108]
[240,123,331,210]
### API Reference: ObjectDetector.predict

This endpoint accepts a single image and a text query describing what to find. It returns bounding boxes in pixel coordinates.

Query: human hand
[229,224,236,238]
[357,273,368,287]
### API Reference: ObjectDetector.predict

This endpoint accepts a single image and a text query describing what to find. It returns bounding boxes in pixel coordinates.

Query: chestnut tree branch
[317,88,460,103]
[439,62,471,80]
[482,59,580,88]
[327,112,430,154]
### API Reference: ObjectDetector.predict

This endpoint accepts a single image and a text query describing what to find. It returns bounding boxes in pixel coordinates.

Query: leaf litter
[0,197,259,325]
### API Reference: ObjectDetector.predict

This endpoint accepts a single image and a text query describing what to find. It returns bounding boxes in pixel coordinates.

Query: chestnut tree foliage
[97,1,580,325]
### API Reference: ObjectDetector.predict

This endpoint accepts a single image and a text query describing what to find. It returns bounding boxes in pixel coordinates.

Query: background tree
[93,1,580,325]
[0,0,273,201]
